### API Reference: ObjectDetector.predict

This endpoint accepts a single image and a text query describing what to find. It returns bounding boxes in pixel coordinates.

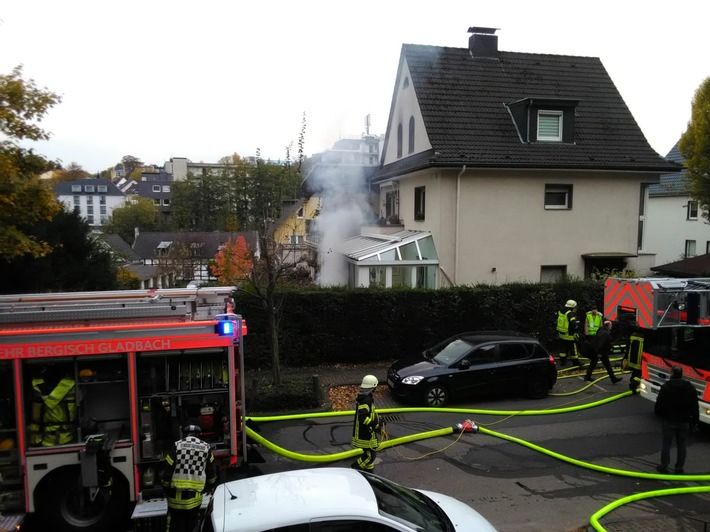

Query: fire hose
[245,390,710,531]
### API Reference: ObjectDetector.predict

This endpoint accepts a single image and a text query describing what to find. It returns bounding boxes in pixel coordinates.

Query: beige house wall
[273,197,321,244]
[388,168,660,285]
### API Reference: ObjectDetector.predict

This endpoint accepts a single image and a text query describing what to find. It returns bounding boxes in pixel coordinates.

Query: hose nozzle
[454,419,478,433]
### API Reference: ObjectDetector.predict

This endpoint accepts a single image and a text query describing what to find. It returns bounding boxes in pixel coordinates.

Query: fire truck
[604,277,710,425]
[0,287,247,532]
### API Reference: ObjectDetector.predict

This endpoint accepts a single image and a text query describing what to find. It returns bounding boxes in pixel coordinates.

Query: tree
[119,155,144,178]
[52,161,91,182]
[680,76,710,221]
[0,209,117,293]
[211,233,312,385]
[104,196,163,245]
[0,66,62,261]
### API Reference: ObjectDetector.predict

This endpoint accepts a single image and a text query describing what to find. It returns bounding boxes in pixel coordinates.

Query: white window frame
[686,239,697,258]
[71,185,81,192]
[537,110,563,141]
[687,200,699,220]
[152,185,161,192]
[162,185,171,192]
[84,185,95,193]
[97,185,107,193]
[544,184,573,210]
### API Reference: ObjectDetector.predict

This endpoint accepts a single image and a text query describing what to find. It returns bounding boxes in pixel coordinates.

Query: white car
[205,467,497,531]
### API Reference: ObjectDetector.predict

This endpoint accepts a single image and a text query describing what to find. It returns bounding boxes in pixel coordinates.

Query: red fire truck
[0,287,247,531]
[604,277,710,425]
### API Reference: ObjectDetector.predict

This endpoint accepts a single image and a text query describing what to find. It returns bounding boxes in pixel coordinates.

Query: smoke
[310,164,374,286]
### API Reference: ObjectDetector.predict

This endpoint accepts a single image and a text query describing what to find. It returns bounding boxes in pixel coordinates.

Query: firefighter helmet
[182,423,202,435]
[360,375,379,389]
[565,300,577,309]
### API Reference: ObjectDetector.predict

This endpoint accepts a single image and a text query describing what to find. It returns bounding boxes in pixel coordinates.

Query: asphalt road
[248,373,710,532]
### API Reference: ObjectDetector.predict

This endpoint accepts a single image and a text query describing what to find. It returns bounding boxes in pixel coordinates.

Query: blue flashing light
[216,319,235,336]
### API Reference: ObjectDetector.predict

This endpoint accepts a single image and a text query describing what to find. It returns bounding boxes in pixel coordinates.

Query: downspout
[455,165,466,285]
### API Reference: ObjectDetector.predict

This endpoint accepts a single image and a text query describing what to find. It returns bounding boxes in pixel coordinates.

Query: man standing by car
[352,375,381,472]
[557,300,581,366]
[584,321,622,383]
[161,422,218,532]
[655,366,699,474]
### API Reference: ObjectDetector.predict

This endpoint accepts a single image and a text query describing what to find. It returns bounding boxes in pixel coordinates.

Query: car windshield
[361,471,450,532]
[429,338,473,366]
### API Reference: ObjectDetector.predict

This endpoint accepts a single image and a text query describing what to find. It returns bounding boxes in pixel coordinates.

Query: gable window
[537,111,562,141]
[687,200,698,220]
[544,184,573,210]
[408,116,415,154]
[396,124,403,158]
[686,240,697,258]
[414,186,426,221]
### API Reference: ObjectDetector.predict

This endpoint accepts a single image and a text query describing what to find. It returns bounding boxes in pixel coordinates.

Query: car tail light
[548,354,556,365]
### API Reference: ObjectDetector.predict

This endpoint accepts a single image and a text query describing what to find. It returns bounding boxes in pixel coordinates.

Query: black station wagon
[387,331,557,407]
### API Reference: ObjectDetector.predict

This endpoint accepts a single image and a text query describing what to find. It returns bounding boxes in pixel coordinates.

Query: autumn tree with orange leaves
[210,235,253,285]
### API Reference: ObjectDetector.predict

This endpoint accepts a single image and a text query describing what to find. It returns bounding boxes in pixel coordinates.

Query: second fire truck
[604,277,710,425]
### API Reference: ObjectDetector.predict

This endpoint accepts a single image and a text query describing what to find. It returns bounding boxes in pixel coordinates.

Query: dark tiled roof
[132,231,259,260]
[649,140,689,197]
[95,233,140,262]
[651,253,710,277]
[379,44,680,178]
[54,178,125,196]
[120,263,161,282]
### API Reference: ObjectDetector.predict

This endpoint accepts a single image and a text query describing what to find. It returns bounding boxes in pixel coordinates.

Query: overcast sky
[1,1,708,174]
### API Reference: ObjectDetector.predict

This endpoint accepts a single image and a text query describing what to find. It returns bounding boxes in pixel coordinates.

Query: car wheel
[424,384,449,407]
[528,378,549,399]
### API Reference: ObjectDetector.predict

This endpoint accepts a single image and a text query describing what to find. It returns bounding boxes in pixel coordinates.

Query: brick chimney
[468,27,499,59]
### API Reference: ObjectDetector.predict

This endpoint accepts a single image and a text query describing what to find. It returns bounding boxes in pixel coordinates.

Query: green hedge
[234,280,604,370]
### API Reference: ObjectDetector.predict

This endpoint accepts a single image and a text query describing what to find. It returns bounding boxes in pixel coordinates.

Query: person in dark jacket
[654,366,699,474]
[584,321,622,383]
[351,375,381,472]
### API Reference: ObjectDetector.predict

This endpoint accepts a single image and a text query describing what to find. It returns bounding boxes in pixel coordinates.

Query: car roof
[212,467,381,531]
[454,330,537,344]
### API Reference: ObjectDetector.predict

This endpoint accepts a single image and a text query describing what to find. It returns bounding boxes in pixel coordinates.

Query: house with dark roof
[643,140,710,266]
[131,230,260,285]
[341,27,679,288]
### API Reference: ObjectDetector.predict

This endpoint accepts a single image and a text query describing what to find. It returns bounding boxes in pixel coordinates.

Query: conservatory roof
[338,229,435,262]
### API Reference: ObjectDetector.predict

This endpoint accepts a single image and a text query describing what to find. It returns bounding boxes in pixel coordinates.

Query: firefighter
[29,367,77,446]
[624,324,644,392]
[161,422,218,532]
[556,300,581,366]
[351,374,381,472]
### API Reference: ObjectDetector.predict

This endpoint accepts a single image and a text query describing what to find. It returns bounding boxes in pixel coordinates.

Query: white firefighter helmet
[565,299,577,309]
[360,375,379,389]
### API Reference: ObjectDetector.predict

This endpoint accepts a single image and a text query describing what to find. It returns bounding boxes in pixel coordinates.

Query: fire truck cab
[604,277,710,426]
[0,287,248,532]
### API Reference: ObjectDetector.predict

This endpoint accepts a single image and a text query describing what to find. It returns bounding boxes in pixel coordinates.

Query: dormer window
[84,185,95,193]
[507,98,578,144]
[537,111,563,142]
[71,185,81,192]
